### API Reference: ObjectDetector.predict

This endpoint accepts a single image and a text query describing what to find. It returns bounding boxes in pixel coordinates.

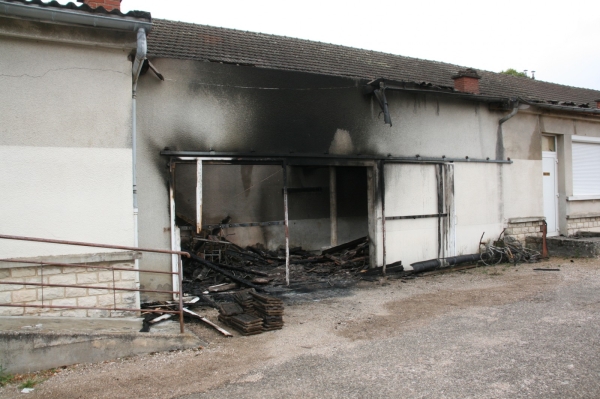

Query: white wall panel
[384,164,439,265]
[0,146,134,259]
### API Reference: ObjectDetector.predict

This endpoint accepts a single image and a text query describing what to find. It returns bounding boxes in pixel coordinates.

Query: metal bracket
[373,81,392,126]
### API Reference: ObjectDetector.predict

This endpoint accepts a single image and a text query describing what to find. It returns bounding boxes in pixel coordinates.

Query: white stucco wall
[0,146,133,258]
[0,28,135,260]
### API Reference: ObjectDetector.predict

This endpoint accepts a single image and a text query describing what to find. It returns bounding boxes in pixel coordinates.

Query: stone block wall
[0,261,138,317]
[505,219,545,243]
[567,216,600,236]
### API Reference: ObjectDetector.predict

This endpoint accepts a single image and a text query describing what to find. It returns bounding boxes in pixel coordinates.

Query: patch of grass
[0,364,14,387]
[18,379,38,389]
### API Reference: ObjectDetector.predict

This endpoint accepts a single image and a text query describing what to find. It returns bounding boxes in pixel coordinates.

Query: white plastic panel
[384,164,439,266]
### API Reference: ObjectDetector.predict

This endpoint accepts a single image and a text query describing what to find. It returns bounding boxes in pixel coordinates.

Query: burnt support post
[329,166,338,247]
[169,161,179,296]
[436,164,444,259]
[379,160,387,275]
[283,161,290,285]
[196,159,203,234]
[178,255,185,333]
[443,163,456,257]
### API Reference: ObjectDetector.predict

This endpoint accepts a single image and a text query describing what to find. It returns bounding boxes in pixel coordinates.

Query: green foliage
[0,364,14,387]
[18,379,37,389]
[500,68,528,78]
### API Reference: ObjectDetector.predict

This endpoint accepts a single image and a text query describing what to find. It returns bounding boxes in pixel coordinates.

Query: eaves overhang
[366,78,600,117]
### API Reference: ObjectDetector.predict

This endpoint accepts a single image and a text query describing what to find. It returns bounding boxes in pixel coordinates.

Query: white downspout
[132,28,147,308]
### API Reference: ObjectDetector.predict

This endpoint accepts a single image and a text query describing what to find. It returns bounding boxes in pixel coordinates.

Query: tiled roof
[148,19,600,107]
[2,0,151,20]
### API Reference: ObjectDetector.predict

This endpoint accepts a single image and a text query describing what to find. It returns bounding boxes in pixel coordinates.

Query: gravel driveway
[2,258,599,399]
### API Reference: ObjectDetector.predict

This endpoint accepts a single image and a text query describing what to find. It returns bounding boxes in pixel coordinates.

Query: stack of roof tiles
[233,290,256,315]
[250,291,284,331]
[218,289,284,335]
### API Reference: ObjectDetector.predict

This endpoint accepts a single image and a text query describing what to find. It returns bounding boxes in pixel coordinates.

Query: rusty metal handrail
[0,234,186,333]
[0,258,178,275]
[0,234,190,257]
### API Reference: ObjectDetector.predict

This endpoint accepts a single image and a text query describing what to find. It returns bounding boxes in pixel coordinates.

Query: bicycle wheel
[480,245,502,266]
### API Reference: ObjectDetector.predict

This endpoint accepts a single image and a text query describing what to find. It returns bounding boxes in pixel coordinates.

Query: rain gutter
[0,0,152,32]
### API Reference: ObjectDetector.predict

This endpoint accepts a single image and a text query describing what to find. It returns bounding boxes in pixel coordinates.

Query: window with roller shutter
[572,137,600,196]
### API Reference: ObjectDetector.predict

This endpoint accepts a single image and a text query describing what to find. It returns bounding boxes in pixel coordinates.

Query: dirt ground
[1,258,598,398]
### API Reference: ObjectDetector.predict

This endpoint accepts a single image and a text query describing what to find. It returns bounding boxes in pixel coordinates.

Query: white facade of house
[0,9,145,316]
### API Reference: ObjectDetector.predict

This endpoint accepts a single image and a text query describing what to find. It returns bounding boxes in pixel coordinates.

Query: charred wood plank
[322,236,367,255]
[183,308,233,337]
[186,251,262,290]
[210,262,270,277]
[209,283,238,292]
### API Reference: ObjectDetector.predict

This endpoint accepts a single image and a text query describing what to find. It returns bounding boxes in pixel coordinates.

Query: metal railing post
[178,255,185,333]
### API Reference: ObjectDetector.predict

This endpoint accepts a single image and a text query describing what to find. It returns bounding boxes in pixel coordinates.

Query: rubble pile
[142,233,405,336]
[181,235,384,297]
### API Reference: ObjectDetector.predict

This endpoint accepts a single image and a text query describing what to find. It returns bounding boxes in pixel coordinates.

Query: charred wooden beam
[322,236,368,255]
[186,252,263,290]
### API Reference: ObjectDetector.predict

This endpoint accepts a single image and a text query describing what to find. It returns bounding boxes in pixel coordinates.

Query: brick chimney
[77,0,121,11]
[596,99,600,109]
[452,68,482,94]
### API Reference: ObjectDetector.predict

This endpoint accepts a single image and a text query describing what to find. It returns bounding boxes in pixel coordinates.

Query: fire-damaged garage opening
[168,157,378,297]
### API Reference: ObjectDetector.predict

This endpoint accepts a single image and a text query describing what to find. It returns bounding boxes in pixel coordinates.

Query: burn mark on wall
[528,117,542,160]
[241,164,253,196]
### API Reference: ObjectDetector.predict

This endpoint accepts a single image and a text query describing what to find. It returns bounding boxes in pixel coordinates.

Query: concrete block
[0,331,205,373]
[60,309,88,318]
[12,289,37,303]
[76,272,98,284]
[97,293,118,307]
[0,278,24,291]
[24,304,50,315]
[0,291,11,304]
[39,287,65,300]
[65,287,87,298]
[0,307,24,316]
[49,274,76,285]
[115,281,137,289]
[61,267,85,274]
[87,309,110,318]
[546,236,600,257]
[40,266,62,275]
[11,267,37,278]
[120,271,137,281]
[98,271,116,283]
[121,292,137,304]
[88,284,110,295]
[109,310,138,317]
[51,298,77,307]
[0,269,10,279]
[39,311,63,317]
[77,296,97,308]
[24,276,47,285]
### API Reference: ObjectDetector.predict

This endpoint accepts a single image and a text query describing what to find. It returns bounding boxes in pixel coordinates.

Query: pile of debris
[142,234,405,336]
[181,235,393,297]
[217,289,284,335]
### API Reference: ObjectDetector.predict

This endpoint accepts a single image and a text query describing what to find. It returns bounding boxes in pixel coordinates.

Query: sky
[59,0,600,90]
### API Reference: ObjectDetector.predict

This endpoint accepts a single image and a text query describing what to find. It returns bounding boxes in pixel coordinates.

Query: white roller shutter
[573,140,600,196]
